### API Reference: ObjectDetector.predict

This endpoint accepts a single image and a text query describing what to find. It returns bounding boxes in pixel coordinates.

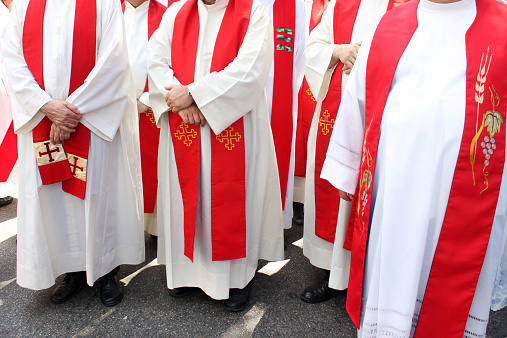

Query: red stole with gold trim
[170,0,251,261]
[345,1,507,336]
[294,0,328,178]
[313,0,400,243]
[122,0,167,213]
[271,0,296,208]
[24,0,96,199]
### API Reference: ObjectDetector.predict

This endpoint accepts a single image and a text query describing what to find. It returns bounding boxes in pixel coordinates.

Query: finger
[187,110,196,125]
[344,69,352,75]
[179,111,189,124]
[164,84,176,91]
[50,125,56,145]
[58,125,76,133]
[199,112,206,127]
[63,102,81,115]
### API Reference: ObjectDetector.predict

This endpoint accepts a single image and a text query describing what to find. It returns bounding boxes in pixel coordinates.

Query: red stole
[170,0,251,261]
[294,0,328,178]
[313,0,400,243]
[271,0,296,209]
[122,0,167,213]
[0,122,17,182]
[345,1,507,336]
[23,0,96,199]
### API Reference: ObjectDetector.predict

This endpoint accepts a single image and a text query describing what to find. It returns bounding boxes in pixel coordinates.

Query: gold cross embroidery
[145,110,156,124]
[216,126,241,150]
[306,88,316,102]
[174,122,197,147]
[319,110,335,136]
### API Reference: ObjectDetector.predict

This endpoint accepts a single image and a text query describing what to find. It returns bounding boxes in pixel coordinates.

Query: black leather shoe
[100,267,123,307]
[0,196,13,208]
[292,202,304,226]
[300,280,336,303]
[168,287,196,298]
[51,271,87,304]
[224,284,251,312]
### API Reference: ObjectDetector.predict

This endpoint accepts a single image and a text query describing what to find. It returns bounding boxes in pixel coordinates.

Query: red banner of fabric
[0,122,18,182]
[24,0,96,199]
[171,0,251,261]
[270,0,296,209]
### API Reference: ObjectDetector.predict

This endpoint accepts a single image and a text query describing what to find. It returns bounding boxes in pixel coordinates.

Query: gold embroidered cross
[306,88,316,102]
[319,110,335,135]
[174,122,197,147]
[216,127,241,150]
[145,110,156,124]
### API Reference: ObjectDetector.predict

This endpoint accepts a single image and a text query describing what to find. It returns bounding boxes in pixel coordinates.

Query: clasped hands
[165,84,206,127]
[40,100,82,145]
[330,42,362,75]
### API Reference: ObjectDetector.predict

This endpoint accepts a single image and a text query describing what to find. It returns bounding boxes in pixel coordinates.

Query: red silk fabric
[24,0,95,199]
[294,0,328,178]
[313,0,361,243]
[170,0,251,261]
[0,121,17,182]
[121,0,167,213]
[271,0,296,209]
[346,2,507,337]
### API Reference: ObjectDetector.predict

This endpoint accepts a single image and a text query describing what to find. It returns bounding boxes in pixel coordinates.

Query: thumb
[164,84,175,91]
[63,101,81,115]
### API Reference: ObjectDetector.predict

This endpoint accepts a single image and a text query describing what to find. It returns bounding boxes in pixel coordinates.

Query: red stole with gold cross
[23,0,96,200]
[313,0,401,243]
[271,0,296,208]
[345,1,507,336]
[122,0,167,213]
[170,0,251,261]
[294,0,328,178]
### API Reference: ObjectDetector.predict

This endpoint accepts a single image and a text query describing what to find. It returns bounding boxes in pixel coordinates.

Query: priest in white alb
[301,0,405,304]
[1,0,145,306]
[257,0,306,230]
[148,0,283,312]
[122,0,167,237]
[322,0,507,336]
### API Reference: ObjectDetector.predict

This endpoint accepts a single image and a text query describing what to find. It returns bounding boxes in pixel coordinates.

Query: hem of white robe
[144,213,158,236]
[293,176,305,203]
[17,245,145,290]
[302,237,333,271]
[329,266,350,291]
[163,261,258,300]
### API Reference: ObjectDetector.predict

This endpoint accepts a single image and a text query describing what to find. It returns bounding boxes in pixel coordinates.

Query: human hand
[329,42,361,70]
[339,190,354,202]
[137,100,150,114]
[164,84,194,113]
[40,100,82,133]
[177,103,206,127]
[50,123,72,145]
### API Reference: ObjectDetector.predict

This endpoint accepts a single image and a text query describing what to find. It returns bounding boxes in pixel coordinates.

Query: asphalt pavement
[0,193,506,337]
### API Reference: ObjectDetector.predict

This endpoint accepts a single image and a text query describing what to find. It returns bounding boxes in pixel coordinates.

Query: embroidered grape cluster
[361,191,368,217]
[480,135,497,167]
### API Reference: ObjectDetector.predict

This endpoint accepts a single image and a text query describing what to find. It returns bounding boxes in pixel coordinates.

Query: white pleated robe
[321,0,507,336]
[258,0,306,229]
[148,0,284,300]
[1,0,145,290]
[303,0,390,290]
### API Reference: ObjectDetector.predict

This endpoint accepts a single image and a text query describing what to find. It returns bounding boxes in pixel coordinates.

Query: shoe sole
[102,291,124,307]
[299,292,335,304]
[51,284,86,304]
[224,297,250,312]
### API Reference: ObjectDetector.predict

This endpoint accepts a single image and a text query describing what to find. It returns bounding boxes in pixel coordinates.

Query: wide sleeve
[187,3,274,135]
[146,2,185,127]
[66,0,133,142]
[319,28,373,194]
[304,0,337,102]
[1,0,53,134]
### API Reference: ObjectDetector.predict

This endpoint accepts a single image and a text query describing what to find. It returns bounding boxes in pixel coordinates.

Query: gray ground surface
[0,198,506,337]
